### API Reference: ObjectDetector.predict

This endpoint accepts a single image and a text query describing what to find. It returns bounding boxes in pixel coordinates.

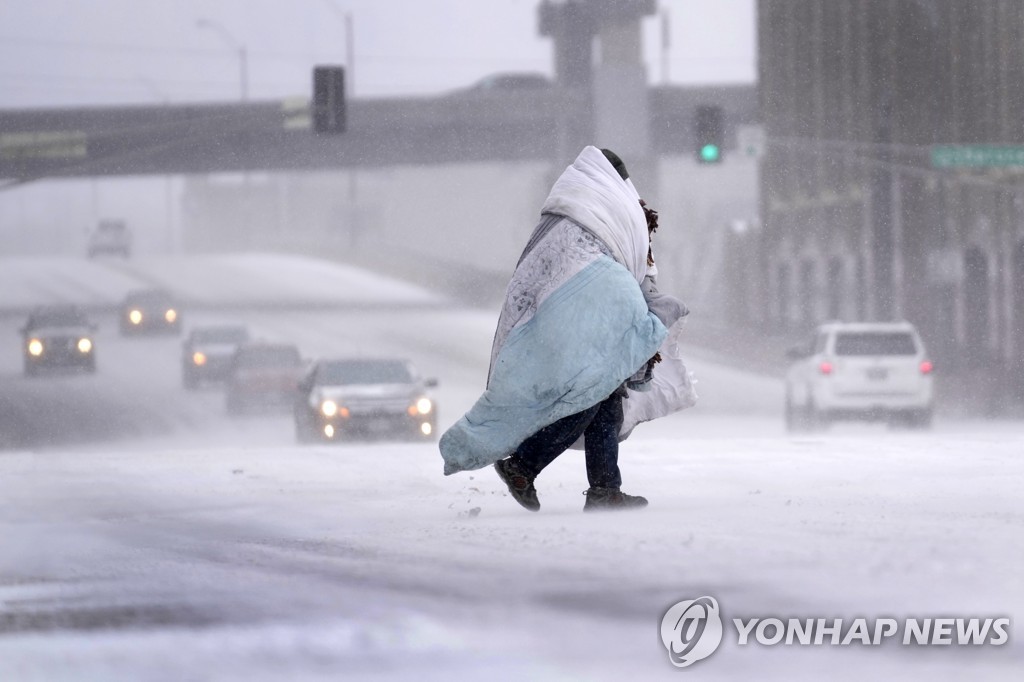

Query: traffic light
[694,104,724,164]
[313,65,346,134]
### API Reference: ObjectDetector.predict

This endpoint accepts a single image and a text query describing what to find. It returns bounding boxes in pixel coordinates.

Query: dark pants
[511,392,623,489]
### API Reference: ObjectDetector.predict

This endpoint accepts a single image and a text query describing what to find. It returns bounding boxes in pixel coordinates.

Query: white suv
[785,322,934,430]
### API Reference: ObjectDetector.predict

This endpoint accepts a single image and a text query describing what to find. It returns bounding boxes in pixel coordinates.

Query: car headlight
[415,397,433,415]
[193,351,207,366]
[165,309,177,323]
[129,309,143,324]
[321,400,338,417]
[77,338,92,353]
[27,338,44,356]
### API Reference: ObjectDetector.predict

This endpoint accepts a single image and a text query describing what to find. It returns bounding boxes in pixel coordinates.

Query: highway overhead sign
[931,145,1024,168]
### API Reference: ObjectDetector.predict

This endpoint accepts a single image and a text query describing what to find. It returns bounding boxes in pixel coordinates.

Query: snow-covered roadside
[0,257,145,311]
[0,253,444,313]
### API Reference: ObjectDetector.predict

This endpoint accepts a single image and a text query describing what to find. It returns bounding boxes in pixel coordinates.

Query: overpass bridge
[0,85,756,181]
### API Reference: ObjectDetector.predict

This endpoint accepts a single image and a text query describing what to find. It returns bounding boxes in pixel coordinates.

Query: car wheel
[916,409,934,429]
[784,396,800,432]
[786,397,824,433]
[785,391,811,433]
[226,392,245,416]
[295,417,316,443]
[900,409,933,430]
[807,403,829,431]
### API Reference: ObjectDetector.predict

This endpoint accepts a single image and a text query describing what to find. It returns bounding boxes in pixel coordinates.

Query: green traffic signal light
[700,143,720,163]
[695,104,724,164]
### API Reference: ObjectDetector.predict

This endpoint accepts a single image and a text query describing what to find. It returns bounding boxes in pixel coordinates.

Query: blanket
[440,146,668,475]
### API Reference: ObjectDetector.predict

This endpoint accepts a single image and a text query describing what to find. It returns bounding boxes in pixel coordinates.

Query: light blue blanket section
[440,256,667,475]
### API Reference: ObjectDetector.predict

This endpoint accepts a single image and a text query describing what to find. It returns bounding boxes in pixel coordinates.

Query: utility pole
[869,8,897,321]
[661,7,671,85]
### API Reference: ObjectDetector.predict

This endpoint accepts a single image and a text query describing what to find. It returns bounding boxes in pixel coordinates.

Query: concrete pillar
[591,5,651,167]
[538,0,596,88]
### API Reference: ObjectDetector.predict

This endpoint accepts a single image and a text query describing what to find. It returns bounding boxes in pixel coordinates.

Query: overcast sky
[0,0,756,108]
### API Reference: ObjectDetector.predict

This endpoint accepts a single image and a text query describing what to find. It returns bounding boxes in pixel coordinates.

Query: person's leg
[511,402,601,478]
[583,393,623,489]
[495,403,601,512]
[582,393,648,510]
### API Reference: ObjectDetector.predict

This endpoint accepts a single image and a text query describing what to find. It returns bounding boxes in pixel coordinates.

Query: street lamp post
[196,18,248,101]
[196,17,251,235]
[322,1,354,98]
[322,2,358,248]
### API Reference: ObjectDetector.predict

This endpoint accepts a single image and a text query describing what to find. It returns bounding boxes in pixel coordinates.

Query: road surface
[1,255,1021,681]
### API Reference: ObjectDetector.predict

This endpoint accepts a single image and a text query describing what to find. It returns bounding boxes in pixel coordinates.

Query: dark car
[225,342,303,415]
[466,72,552,92]
[120,289,181,336]
[294,358,438,443]
[87,219,132,258]
[21,304,96,376]
[182,324,251,389]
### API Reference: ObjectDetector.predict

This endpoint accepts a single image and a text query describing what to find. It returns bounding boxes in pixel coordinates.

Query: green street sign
[932,145,1024,168]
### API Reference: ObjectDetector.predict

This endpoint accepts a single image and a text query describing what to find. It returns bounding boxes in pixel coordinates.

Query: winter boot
[583,486,648,512]
[494,457,540,511]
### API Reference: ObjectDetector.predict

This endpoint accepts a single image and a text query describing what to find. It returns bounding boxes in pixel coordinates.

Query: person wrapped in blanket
[439,146,694,512]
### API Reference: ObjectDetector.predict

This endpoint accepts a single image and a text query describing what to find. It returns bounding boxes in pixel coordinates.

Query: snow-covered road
[3,422,1022,681]
[1,255,1021,681]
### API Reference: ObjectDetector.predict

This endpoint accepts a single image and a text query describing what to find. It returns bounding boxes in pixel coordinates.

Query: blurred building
[758,0,1024,400]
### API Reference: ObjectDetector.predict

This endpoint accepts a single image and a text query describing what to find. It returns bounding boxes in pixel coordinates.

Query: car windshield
[316,360,413,385]
[236,346,300,368]
[473,73,550,90]
[126,291,173,306]
[29,307,89,328]
[193,327,249,344]
[834,332,917,356]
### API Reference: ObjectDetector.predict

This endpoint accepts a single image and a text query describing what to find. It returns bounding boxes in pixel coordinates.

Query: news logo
[660,596,724,668]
